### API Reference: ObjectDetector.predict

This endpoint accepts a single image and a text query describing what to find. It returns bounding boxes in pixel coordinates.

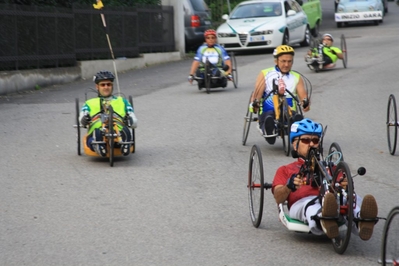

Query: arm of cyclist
[79,103,91,127]
[273,167,304,204]
[249,72,267,113]
[224,59,233,80]
[296,76,310,112]
[330,47,344,60]
[188,60,201,84]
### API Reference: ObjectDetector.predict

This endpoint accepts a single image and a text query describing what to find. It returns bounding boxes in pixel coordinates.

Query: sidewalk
[0,51,181,95]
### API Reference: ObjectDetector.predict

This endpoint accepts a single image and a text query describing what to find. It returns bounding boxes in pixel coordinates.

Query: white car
[216,0,311,51]
[335,0,384,28]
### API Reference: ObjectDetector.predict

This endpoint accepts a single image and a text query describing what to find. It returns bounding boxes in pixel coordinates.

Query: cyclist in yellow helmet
[250,45,310,145]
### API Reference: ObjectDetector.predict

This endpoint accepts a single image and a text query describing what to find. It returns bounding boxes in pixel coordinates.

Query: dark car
[184,0,212,51]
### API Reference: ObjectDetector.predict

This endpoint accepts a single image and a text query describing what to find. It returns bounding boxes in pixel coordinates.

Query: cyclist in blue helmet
[272,118,378,241]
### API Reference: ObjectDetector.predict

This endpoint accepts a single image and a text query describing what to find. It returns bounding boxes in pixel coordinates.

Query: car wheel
[311,21,320,37]
[300,25,310,47]
[282,31,289,45]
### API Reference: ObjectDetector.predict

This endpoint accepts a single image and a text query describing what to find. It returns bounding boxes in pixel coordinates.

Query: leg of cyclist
[290,195,324,235]
[89,128,107,157]
[258,110,276,144]
[120,126,132,156]
[352,194,378,241]
[195,68,204,88]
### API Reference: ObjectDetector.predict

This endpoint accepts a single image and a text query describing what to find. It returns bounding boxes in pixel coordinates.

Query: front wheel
[75,98,81,156]
[331,161,353,254]
[205,61,211,94]
[248,145,264,228]
[230,52,238,88]
[381,206,399,266]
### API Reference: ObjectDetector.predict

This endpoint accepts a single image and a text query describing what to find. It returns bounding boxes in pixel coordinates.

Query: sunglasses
[299,137,320,144]
[99,83,112,87]
[206,36,216,40]
[323,38,332,41]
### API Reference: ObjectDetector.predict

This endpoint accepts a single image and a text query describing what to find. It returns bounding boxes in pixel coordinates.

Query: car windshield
[230,2,283,19]
[339,0,372,2]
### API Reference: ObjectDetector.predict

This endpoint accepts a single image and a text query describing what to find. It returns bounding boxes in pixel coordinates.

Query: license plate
[205,21,211,25]
[250,36,264,42]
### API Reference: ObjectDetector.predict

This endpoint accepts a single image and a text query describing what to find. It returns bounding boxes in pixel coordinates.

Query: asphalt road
[1,2,399,266]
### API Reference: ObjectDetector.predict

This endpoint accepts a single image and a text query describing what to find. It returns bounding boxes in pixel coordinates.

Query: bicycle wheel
[129,95,136,154]
[387,94,398,155]
[230,52,238,88]
[327,142,344,165]
[248,144,264,228]
[242,94,253,145]
[108,105,115,167]
[331,161,353,254]
[281,100,291,157]
[341,34,347,68]
[75,98,81,156]
[381,206,399,266]
[205,60,211,94]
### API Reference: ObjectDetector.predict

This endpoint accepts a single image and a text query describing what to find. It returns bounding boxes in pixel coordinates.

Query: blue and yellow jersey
[194,44,230,68]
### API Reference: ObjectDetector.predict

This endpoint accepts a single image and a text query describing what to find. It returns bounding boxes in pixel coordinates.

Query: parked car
[184,0,212,51]
[297,0,323,36]
[216,0,311,52]
[335,0,387,13]
[335,0,384,28]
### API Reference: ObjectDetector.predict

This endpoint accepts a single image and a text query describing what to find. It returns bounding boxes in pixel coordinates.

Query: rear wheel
[230,52,238,88]
[248,145,264,228]
[387,94,398,155]
[242,94,253,146]
[331,161,353,254]
[129,95,136,154]
[108,105,115,167]
[205,59,211,94]
[281,100,291,157]
[341,34,347,68]
[381,206,399,266]
[75,98,81,156]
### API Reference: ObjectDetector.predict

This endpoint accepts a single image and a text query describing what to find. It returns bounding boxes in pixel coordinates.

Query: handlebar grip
[302,98,309,109]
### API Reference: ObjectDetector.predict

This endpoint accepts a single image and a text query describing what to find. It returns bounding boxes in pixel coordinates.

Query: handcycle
[193,52,238,94]
[73,90,136,167]
[380,205,399,265]
[242,72,312,156]
[305,34,347,73]
[386,94,398,155]
[247,126,380,254]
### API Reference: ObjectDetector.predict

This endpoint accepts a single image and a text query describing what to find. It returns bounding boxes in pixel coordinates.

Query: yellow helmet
[273,45,295,58]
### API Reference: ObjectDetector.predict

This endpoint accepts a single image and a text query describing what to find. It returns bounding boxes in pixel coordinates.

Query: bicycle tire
[387,94,398,155]
[242,94,253,145]
[108,105,115,167]
[281,99,291,157]
[331,161,353,254]
[75,98,81,156]
[327,142,344,165]
[248,144,264,228]
[205,60,211,94]
[230,52,238,88]
[381,206,399,266]
[341,34,347,68]
[129,95,136,154]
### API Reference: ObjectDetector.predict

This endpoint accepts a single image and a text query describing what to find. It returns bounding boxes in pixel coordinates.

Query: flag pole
[93,0,121,95]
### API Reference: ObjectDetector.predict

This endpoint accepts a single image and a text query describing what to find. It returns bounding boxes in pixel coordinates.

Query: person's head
[204,29,217,47]
[322,33,334,47]
[93,70,115,97]
[290,118,323,158]
[273,45,295,74]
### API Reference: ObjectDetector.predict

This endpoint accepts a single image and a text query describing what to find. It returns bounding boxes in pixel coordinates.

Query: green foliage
[204,0,242,25]
[0,0,161,7]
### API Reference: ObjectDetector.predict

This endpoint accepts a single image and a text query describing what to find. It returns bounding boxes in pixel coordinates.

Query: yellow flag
[93,0,104,9]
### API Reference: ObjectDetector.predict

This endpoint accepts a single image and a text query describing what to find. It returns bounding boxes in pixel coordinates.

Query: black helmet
[93,70,115,84]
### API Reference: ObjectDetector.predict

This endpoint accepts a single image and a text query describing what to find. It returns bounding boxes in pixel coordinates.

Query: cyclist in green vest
[306,33,344,70]
[79,70,137,157]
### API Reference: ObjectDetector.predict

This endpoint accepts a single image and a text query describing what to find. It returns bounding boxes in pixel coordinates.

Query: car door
[300,0,322,33]
[284,0,305,43]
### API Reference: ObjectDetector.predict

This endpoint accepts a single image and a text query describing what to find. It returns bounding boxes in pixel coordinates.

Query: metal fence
[0,4,175,71]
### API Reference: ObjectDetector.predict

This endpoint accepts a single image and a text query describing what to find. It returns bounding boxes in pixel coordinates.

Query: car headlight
[251,30,273,36]
[218,33,236,38]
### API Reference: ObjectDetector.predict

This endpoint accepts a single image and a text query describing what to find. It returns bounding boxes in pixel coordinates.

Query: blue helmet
[290,118,322,143]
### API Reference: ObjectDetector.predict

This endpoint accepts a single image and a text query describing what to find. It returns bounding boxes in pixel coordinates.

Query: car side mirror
[287,10,296,16]
[222,14,229,20]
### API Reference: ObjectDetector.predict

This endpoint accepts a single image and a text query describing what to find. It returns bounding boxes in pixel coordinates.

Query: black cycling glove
[286,174,297,192]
